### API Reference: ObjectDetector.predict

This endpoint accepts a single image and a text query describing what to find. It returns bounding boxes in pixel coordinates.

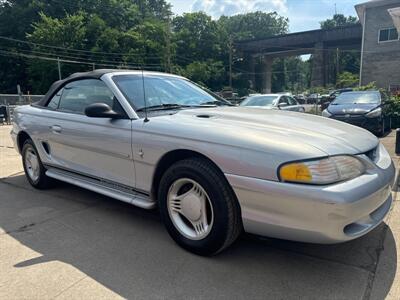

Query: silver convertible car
[11,70,395,256]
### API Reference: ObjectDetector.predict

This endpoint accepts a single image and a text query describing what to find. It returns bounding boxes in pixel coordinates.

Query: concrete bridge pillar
[248,55,256,90]
[311,42,326,87]
[262,56,273,93]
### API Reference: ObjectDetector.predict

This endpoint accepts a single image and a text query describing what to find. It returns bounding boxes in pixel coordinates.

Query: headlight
[321,109,332,117]
[279,155,365,185]
[365,107,382,118]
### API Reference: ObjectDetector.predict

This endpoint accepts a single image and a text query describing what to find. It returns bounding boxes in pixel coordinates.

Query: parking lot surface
[1,125,400,299]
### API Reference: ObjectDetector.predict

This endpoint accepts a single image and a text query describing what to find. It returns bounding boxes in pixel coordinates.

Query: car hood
[327,103,379,115]
[144,106,378,157]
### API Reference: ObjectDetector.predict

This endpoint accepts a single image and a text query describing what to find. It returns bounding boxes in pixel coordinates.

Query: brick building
[356,0,400,92]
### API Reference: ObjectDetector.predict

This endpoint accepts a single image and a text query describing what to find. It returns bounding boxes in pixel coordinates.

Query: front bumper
[330,114,382,134]
[226,151,395,244]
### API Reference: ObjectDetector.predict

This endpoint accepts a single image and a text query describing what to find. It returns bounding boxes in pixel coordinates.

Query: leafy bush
[388,95,400,117]
[354,82,377,91]
[336,72,359,88]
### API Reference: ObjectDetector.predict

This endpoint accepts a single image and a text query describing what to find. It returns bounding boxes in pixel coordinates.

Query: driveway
[0,125,399,299]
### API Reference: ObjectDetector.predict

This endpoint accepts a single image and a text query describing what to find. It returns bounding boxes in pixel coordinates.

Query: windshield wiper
[200,100,233,106]
[136,104,191,112]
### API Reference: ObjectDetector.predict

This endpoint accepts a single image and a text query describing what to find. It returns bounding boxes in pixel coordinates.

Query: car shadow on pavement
[0,174,397,299]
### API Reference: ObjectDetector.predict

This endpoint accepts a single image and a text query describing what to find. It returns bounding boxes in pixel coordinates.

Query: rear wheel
[22,139,53,189]
[158,158,242,256]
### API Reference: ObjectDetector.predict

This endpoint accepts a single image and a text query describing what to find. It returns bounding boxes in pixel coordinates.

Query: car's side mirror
[85,103,125,119]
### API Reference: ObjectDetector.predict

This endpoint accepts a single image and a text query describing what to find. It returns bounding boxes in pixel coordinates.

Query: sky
[168,0,361,33]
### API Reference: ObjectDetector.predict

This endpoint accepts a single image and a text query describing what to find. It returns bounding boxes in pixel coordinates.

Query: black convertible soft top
[34,69,132,107]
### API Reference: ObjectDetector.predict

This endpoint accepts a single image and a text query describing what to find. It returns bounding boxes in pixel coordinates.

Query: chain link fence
[0,94,44,124]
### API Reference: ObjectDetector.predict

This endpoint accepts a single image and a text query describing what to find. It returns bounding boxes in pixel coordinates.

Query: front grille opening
[344,195,391,237]
[343,223,368,236]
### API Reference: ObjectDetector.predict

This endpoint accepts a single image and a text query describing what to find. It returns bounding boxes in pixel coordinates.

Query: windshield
[332,92,380,105]
[113,74,225,110]
[240,96,278,107]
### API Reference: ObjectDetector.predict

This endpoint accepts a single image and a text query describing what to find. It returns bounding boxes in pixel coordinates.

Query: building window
[378,27,399,42]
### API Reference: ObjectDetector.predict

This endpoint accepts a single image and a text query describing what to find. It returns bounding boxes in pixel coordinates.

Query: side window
[47,88,63,109]
[288,96,297,106]
[279,96,288,104]
[58,79,115,114]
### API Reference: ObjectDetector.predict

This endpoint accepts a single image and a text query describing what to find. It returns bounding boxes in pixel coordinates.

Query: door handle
[50,125,62,133]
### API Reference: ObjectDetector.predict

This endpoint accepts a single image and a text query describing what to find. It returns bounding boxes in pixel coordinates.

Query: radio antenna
[141,65,149,123]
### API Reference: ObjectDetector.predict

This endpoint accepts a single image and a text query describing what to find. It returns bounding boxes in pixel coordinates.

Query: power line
[0,45,166,66]
[0,35,197,63]
[0,36,160,58]
[0,49,164,70]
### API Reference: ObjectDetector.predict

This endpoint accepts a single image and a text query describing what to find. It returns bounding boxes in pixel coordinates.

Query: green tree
[0,0,173,93]
[173,12,222,63]
[218,11,288,41]
[181,60,225,89]
[336,71,359,88]
[320,14,358,29]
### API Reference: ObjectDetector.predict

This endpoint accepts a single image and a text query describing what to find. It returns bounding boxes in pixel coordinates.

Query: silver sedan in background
[240,94,305,112]
[11,70,395,256]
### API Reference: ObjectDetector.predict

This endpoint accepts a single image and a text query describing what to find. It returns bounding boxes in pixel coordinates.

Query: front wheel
[22,139,53,189]
[158,158,242,256]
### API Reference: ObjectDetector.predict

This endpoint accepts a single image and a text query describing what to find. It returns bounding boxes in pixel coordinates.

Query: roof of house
[355,0,400,21]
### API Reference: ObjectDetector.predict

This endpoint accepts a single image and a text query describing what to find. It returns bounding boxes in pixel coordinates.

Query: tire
[158,158,242,256]
[22,139,53,189]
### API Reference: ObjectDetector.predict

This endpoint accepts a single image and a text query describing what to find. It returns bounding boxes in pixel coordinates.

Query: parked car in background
[321,88,353,111]
[240,94,305,112]
[11,70,395,255]
[322,91,390,136]
[330,88,354,99]
[294,94,306,104]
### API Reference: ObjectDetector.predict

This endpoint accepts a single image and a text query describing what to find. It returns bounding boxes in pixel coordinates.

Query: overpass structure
[235,24,362,92]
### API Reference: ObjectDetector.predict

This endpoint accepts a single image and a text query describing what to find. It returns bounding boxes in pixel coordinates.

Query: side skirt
[45,166,155,209]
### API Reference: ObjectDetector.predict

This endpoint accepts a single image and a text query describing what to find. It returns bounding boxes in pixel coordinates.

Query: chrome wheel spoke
[191,219,207,236]
[167,178,214,241]
[170,198,182,212]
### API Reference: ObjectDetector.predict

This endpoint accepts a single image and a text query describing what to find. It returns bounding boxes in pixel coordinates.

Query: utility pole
[17,84,22,103]
[336,48,340,80]
[229,38,233,89]
[334,3,337,15]
[57,57,62,80]
[166,15,172,73]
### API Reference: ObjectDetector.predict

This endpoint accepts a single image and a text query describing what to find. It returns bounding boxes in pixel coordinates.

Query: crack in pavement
[362,164,400,299]
[361,215,391,300]
[52,275,87,299]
